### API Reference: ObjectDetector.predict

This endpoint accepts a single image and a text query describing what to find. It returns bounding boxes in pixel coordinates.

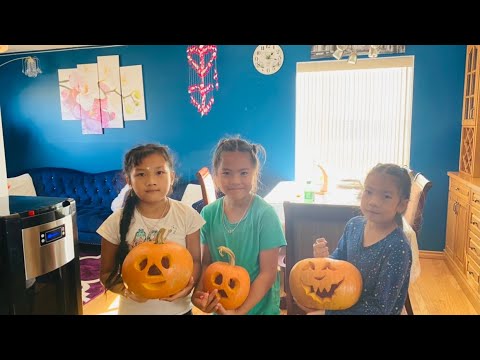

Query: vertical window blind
[295,56,414,183]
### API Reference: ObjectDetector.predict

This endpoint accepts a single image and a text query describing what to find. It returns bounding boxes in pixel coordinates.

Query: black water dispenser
[0,196,82,314]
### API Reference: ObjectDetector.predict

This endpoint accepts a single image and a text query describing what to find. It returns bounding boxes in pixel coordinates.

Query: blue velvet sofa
[27,167,192,246]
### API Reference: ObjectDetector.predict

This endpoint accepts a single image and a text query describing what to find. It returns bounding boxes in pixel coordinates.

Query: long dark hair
[104,144,175,291]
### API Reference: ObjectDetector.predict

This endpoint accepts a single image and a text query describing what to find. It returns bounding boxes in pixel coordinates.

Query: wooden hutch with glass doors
[446,45,480,311]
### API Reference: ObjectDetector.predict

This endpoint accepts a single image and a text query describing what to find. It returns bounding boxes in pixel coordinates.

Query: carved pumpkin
[122,228,193,299]
[289,257,362,310]
[203,246,250,310]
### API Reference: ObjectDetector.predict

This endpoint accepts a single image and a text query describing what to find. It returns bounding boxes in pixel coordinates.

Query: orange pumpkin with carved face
[289,257,362,310]
[203,246,250,310]
[122,229,193,299]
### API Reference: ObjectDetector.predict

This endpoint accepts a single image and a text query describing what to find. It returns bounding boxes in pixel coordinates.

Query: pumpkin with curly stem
[122,228,193,299]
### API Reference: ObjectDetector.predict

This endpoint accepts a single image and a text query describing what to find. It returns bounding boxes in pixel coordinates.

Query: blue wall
[0,45,466,251]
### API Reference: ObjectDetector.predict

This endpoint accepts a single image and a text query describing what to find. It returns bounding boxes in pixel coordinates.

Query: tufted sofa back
[28,167,126,209]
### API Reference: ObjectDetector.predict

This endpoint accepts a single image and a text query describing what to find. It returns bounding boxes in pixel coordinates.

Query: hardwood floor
[409,258,477,315]
[82,291,120,315]
[82,257,479,315]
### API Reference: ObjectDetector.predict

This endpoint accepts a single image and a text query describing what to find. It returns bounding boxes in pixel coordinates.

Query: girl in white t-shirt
[97,143,205,315]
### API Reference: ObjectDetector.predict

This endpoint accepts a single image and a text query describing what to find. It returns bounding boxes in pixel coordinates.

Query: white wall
[0,107,7,197]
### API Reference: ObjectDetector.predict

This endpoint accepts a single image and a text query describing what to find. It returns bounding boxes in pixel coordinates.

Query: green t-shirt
[200,194,287,315]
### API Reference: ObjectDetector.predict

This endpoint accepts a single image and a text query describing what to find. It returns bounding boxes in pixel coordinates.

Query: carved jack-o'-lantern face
[122,229,193,299]
[203,246,250,310]
[289,257,362,310]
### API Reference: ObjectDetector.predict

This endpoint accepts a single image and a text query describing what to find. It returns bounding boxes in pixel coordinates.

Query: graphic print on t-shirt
[130,228,164,249]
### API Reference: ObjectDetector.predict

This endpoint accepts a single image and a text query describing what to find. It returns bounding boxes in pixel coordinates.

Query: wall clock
[253,45,284,75]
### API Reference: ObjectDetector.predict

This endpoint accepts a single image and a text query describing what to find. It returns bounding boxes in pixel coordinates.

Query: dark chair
[402,168,433,315]
[196,167,217,206]
[283,201,359,314]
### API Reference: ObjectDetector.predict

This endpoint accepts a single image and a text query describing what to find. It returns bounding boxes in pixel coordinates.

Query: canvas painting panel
[58,68,81,120]
[77,63,103,135]
[120,65,146,120]
[97,55,124,128]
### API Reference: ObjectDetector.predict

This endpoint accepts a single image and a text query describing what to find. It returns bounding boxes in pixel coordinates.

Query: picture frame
[311,45,406,60]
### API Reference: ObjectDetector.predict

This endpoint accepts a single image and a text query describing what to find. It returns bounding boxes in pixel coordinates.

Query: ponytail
[104,189,138,291]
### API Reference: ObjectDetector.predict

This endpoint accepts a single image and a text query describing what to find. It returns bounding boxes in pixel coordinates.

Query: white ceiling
[0,45,95,54]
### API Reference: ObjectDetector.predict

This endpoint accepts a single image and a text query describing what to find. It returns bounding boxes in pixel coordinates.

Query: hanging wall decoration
[77,63,103,135]
[58,55,146,135]
[187,45,219,117]
[120,65,146,121]
[97,55,124,128]
[58,68,81,120]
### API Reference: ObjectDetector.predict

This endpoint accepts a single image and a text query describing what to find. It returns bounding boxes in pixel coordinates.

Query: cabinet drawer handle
[475,199,480,203]
[455,187,460,191]
[472,221,478,226]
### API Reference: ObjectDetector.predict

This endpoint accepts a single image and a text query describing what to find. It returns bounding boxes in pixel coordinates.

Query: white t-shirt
[97,199,205,315]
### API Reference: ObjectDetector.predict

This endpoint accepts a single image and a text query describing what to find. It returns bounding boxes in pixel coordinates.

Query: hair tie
[252,144,257,154]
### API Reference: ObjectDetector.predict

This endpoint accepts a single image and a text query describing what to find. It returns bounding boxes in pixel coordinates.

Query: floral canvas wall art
[97,55,124,128]
[120,65,146,121]
[77,63,103,135]
[58,56,146,134]
[58,68,81,120]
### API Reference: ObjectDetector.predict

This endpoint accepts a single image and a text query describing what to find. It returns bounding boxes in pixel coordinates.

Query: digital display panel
[40,225,65,245]
[47,230,61,240]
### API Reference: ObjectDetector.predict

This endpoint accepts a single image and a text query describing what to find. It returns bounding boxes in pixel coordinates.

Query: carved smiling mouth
[140,262,167,289]
[142,280,166,291]
[306,275,345,299]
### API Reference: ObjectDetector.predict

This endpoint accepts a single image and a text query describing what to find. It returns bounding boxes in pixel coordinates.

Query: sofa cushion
[29,167,125,208]
[7,173,37,196]
[76,205,115,245]
[24,167,196,246]
[181,184,202,206]
[111,184,131,211]
[26,167,126,246]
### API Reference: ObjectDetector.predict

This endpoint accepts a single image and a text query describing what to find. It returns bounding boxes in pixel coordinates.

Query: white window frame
[295,56,415,183]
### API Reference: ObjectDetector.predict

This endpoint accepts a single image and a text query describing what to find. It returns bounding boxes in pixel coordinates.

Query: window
[295,56,414,183]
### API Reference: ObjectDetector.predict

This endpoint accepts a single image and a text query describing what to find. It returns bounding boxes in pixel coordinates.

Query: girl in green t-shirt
[192,136,286,315]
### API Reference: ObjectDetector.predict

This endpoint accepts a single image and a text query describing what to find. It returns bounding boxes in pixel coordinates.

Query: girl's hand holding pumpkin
[192,289,221,313]
[123,288,149,303]
[313,238,329,258]
[162,277,195,302]
[293,297,325,315]
[214,303,240,315]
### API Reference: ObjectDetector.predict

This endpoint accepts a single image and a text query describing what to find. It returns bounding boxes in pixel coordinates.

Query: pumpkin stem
[154,228,172,244]
[218,246,236,266]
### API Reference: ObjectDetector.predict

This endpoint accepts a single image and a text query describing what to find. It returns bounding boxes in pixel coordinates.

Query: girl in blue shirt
[308,163,413,315]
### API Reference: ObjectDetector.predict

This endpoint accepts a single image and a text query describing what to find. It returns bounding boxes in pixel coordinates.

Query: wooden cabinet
[445,173,480,304]
[454,199,468,269]
[445,194,456,257]
[446,177,468,271]
[462,45,480,126]
[446,45,480,309]
[460,46,480,177]
[459,126,480,177]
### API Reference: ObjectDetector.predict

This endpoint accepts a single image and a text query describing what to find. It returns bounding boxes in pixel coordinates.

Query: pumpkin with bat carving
[203,246,250,310]
[289,257,362,310]
[122,228,193,299]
